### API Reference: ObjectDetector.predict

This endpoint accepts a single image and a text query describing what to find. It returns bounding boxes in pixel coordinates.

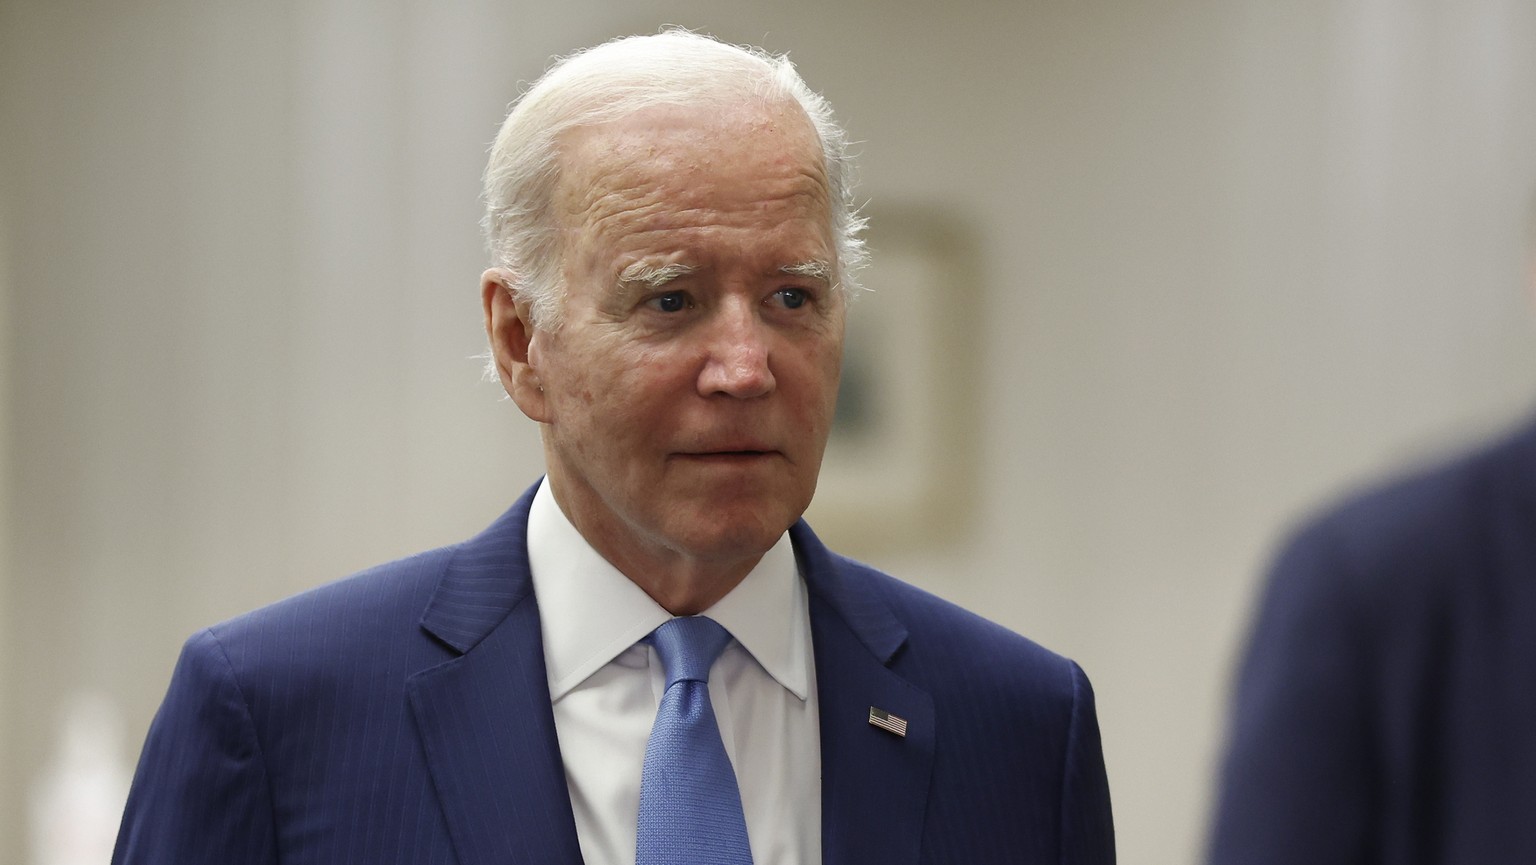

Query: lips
[673,446,782,461]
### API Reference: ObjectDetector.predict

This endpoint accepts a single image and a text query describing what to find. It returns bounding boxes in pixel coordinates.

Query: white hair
[481,29,867,332]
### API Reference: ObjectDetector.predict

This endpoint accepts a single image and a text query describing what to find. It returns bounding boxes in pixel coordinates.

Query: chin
[665,504,800,560]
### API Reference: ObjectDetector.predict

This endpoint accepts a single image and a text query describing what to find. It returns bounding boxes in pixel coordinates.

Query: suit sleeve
[1060,661,1116,865]
[112,628,279,865]
[1206,521,1374,865]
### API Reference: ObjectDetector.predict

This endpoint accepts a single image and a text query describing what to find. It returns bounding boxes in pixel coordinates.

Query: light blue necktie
[636,615,753,865]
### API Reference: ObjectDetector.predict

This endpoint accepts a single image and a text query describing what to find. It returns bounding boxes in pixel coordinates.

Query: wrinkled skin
[483,99,845,614]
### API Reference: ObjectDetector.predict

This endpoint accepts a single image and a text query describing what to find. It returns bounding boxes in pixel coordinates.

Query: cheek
[540,336,619,412]
[563,361,657,428]
[780,351,843,436]
[824,345,844,390]
[813,341,846,401]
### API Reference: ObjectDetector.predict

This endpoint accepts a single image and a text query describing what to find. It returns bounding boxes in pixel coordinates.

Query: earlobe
[481,268,552,423]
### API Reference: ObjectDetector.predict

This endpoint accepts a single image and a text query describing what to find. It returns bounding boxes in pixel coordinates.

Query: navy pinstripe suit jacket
[114,483,1115,864]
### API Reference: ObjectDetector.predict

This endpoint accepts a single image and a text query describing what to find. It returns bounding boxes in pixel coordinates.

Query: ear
[482,267,552,423]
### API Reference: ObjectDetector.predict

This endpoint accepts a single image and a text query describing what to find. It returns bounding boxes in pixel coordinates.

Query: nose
[696,300,775,399]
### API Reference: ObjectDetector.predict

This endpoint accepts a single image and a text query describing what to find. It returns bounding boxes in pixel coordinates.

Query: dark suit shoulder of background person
[1208,413,1536,865]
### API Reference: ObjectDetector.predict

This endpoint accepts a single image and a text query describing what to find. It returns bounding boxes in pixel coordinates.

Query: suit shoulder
[197,544,458,668]
[828,552,1082,694]
[1315,420,1527,540]
[1254,417,1536,645]
[1280,419,1533,581]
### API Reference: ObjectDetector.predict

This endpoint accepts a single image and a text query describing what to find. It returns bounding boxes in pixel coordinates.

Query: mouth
[674,448,781,462]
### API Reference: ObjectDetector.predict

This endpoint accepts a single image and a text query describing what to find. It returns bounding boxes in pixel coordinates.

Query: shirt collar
[526,479,810,703]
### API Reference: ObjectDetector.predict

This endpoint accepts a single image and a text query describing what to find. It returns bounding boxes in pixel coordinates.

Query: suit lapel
[402,498,934,865]
[795,523,934,865]
[407,487,584,865]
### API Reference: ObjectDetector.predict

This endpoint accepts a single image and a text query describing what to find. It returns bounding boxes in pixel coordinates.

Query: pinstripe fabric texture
[114,482,1115,864]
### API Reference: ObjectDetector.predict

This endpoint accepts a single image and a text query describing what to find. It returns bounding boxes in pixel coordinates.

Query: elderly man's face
[502,101,844,577]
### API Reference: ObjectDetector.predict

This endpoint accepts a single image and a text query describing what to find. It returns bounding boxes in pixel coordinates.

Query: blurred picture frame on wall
[806,203,980,559]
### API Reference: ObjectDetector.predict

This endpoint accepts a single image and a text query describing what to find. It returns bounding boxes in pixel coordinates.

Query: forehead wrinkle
[575,178,830,238]
[556,147,832,235]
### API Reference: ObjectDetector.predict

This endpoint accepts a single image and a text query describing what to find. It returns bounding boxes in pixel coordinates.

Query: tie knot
[649,616,732,687]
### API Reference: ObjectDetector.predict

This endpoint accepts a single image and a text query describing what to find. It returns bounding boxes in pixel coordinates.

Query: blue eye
[775,288,808,309]
[649,291,689,313]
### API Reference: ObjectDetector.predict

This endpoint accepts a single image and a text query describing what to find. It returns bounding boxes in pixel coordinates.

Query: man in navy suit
[114,30,1114,864]
[1208,414,1536,864]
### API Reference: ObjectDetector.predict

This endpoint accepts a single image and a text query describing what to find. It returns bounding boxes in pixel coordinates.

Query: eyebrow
[614,259,834,292]
[616,262,698,290]
[780,260,834,283]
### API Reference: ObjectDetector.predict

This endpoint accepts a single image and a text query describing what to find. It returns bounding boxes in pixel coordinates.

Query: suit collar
[418,485,539,654]
[791,520,909,662]
[409,482,584,865]
[421,494,914,662]
[410,496,933,865]
[793,521,934,865]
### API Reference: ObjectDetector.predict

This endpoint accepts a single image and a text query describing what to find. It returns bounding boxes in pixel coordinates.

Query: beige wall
[4,0,1536,862]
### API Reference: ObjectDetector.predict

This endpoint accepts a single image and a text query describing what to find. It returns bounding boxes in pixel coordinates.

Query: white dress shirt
[526,481,822,865]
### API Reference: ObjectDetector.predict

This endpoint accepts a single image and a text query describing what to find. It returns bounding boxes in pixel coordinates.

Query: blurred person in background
[112,30,1115,865]
[1208,198,1536,864]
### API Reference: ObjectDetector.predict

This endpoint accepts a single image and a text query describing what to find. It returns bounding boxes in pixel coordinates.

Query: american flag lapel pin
[868,706,908,738]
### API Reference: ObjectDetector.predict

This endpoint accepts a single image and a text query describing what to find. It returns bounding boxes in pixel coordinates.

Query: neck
[616,556,760,616]
[542,473,769,616]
